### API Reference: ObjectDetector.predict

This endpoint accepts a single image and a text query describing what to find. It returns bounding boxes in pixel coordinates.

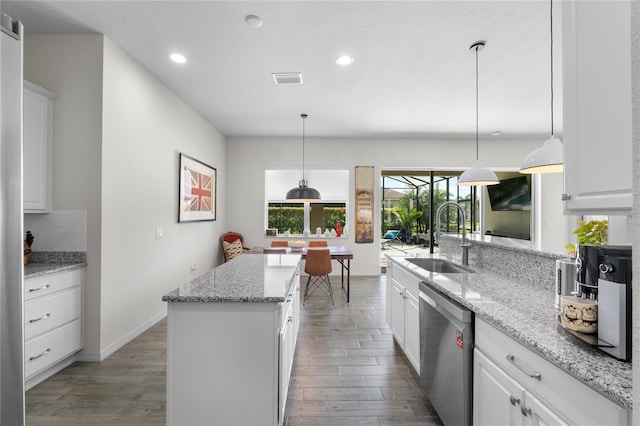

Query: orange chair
[308,241,328,247]
[303,249,333,305]
[271,241,289,247]
[263,247,287,254]
[220,231,249,262]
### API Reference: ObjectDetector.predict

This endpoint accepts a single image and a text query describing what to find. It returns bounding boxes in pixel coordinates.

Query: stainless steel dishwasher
[419,282,473,426]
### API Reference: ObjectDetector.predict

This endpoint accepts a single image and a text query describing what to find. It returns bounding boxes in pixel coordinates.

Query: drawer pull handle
[506,354,541,380]
[509,395,520,406]
[28,284,50,293]
[29,313,51,323]
[29,348,51,361]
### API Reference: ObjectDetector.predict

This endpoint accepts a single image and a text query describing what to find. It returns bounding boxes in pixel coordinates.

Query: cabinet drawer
[391,262,420,295]
[476,319,628,425]
[25,287,81,340]
[25,269,82,301]
[25,319,82,378]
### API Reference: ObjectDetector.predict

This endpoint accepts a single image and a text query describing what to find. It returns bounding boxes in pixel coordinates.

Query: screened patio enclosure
[381,171,479,254]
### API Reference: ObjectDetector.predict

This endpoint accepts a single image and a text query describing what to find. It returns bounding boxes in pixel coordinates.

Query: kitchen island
[162,253,301,426]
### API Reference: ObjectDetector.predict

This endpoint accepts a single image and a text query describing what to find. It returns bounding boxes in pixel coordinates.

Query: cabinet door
[390,281,405,347]
[403,289,420,374]
[562,1,632,212]
[23,81,55,212]
[278,306,294,424]
[524,393,569,426]
[474,349,525,426]
[385,263,393,326]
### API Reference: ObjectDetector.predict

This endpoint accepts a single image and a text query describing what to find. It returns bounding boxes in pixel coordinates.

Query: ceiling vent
[272,72,303,85]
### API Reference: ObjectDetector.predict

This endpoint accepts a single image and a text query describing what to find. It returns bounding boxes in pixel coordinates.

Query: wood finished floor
[26,275,443,426]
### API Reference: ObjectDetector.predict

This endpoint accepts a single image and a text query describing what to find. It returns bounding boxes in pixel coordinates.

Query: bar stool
[303,249,333,305]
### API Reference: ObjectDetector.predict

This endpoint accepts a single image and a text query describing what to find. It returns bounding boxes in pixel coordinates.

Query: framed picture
[178,153,216,222]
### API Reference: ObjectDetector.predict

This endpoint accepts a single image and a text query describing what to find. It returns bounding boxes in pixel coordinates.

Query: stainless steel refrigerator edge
[1,12,26,425]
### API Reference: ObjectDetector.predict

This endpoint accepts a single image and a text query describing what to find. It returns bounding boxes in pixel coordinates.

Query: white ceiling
[3,1,561,139]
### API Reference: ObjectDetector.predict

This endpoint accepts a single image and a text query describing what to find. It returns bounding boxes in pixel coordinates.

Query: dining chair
[303,249,333,305]
[263,247,287,254]
[220,231,249,262]
[308,241,328,247]
[271,241,289,247]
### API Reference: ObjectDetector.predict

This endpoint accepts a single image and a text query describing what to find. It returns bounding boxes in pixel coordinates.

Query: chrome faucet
[435,201,471,266]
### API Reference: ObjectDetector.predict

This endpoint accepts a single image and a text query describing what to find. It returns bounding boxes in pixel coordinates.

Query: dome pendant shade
[457,41,499,187]
[286,179,321,201]
[286,113,321,200]
[520,0,564,174]
[458,161,499,186]
[519,135,564,174]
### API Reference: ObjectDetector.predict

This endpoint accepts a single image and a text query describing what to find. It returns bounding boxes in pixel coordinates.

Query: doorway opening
[380,171,479,272]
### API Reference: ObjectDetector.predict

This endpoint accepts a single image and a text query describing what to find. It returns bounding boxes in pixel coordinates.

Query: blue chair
[381,230,401,250]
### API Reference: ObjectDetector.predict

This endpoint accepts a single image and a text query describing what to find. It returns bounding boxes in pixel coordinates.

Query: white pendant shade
[519,135,564,174]
[457,161,499,186]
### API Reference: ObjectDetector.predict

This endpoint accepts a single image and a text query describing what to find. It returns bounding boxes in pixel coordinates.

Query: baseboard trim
[76,310,167,362]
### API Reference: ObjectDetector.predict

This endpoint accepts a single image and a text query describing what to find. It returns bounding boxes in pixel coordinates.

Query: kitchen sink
[405,258,474,274]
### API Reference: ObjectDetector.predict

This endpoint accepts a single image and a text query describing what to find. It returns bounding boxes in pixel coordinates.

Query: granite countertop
[386,253,632,409]
[162,253,302,303]
[24,251,87,279]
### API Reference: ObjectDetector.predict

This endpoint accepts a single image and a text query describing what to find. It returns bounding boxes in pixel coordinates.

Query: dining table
[254,245,354,303]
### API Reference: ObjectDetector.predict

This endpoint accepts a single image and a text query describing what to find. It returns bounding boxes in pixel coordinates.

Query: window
[265,170,349,236]
[268,202,347,235]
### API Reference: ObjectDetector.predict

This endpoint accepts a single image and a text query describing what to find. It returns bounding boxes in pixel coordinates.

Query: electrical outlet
[191,263,198,272]
[155,228,163,239]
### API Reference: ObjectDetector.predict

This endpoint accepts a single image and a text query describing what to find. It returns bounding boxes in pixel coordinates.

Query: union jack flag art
[185,168,212,212]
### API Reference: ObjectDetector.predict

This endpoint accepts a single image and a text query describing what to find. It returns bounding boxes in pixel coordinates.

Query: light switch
[155,228,163,239]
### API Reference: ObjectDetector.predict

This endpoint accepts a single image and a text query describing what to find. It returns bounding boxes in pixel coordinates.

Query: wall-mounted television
[487,176,531,211]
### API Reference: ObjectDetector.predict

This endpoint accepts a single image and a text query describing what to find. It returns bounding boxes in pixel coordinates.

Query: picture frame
[355,166,374,243]
[178,153,216,222]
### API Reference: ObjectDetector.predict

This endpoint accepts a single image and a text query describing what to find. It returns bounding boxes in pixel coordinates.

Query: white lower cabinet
[474,318,629,426]
[387,261,420,374]
[24,268,84,389]
[278,269,300,422]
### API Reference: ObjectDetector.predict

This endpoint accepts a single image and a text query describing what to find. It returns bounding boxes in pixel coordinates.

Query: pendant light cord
[301,113,307,181]
[475,44,479,162]
[550,0,555,137]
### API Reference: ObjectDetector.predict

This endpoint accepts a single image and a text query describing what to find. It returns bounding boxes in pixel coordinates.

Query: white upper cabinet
[562,1,632,213]
[23,81,55,212]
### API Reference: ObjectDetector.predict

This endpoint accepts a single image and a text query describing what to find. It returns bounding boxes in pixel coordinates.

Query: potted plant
[565,219,608,257]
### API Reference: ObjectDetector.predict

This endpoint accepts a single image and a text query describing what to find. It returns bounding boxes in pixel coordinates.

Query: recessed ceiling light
[245,14,263,28]
[170,53,187,64]
[336,55,354,66]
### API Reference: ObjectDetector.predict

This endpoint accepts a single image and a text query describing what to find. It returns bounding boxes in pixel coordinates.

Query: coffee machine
[575,244,632,361]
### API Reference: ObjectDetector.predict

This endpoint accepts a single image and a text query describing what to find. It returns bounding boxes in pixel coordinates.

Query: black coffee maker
[576,244,632,361]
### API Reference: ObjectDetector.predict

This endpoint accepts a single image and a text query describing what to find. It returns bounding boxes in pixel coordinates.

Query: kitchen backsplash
[439,234,566,291]
[24,210,86,252]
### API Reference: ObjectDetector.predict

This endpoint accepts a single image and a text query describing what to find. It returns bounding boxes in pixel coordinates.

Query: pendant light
[286,114,321,200]
[458,41,499,186]
[520,0,563,174]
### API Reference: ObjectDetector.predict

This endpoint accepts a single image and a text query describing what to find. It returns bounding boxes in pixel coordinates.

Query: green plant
[565,219,608,257]
[392,204,423,238]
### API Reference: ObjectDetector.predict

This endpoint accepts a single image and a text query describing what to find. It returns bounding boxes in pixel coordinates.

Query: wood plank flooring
[26,275,443,426]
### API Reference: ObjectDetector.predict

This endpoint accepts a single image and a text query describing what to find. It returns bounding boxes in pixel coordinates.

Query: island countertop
[162,253,302,303]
